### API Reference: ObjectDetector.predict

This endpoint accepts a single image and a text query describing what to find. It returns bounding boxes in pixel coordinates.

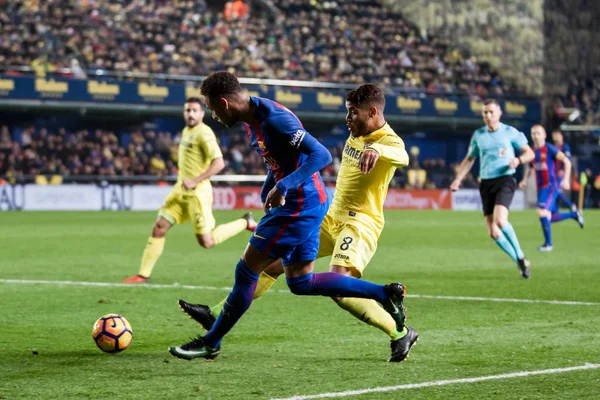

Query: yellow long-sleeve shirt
[329,123,409,228]
[174,123,223,196]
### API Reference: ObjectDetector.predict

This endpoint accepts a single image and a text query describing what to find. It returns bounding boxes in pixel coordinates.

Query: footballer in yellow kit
[178,85,419,362]
[319,121,407,278]
[160,112,221,235]
[123,98,256,283]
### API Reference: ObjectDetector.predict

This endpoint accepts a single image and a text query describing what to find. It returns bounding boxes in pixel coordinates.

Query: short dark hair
[483,98,501,107]
[185,97,203,105]
[346,84,385,111]
[200,71,243,98]
[551,129,562,135]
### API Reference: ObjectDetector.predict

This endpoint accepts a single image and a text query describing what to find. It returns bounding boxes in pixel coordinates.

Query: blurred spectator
[70,59,87,80]
[554,70,600,126]
[225,0,249,21]
[149,154,167,176]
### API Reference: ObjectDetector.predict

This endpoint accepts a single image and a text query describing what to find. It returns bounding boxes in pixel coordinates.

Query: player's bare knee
[151,226,165,238]
[264,260,285,278]
[329,265,352,276]
[151,221,170,238]
[284,261,315,278]
[494,216,507,228]
[196,235,215,249]
[331,296,343,303]
[487,225,501,239]
[536,208,549,218]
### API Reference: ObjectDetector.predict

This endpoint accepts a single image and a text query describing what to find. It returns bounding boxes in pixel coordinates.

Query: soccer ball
[92,314,133,353]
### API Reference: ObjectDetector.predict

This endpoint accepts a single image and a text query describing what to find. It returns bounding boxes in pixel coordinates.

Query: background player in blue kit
[520,125,583,251]
[451,99,535,279]
[551,129,578,211]
[168,72,408,361]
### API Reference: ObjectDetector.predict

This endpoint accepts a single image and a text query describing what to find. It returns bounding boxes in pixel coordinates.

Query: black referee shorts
[479,175,517,216]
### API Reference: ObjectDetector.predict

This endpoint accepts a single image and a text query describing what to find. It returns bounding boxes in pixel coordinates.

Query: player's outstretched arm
[556,152,572,190]
[452,132,479,191]
[366,138,409,168]
[509,145,535,169]
[519,164,533,190]
[450,155,476,191]
[182,157,225,190]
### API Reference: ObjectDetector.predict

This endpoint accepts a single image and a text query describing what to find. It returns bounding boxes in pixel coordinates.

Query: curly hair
[346,84,385,111]
[200,71,243,98]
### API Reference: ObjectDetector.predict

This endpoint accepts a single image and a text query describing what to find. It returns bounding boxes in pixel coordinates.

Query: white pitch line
[1,278,599,306]
[0,278,234,291]
[269,363,600,400]
[407,294,600,306]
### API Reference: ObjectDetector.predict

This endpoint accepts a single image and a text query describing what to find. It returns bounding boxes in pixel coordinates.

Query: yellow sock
[138,237,165,278]
[210,299,225,316]
[211,218,248,245]
[210,272,277,316]
[254,271,277,299]
[337,298,407,340]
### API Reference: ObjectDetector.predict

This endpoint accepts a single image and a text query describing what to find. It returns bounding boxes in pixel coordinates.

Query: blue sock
[551,211,577,223]
[286,272,387,304]
[203,259,259,348]
[494,234,518,263]
[499,222,525,259]
[539,217,552,246]
[558,192,574,209]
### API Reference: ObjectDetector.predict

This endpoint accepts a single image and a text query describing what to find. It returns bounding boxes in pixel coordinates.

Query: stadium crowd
[554,70,600,126]
[0,0,510,96]
[0,124,462,189]
[384,0,543,95]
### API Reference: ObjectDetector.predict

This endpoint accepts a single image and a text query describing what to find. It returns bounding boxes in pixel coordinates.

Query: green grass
[0,210,599,400]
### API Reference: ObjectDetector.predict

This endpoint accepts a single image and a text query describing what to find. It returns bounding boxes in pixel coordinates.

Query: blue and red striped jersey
[532,143,560,189]
[244,96,328,210]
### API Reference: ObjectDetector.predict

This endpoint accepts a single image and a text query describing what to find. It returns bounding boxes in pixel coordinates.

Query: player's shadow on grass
[23,351,175,363]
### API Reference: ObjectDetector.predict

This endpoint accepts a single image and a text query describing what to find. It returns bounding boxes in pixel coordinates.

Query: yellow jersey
[174,123,223,196]
[329,123,409,229]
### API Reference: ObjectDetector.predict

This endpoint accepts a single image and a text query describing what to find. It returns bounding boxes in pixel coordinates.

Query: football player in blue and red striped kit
[519,125,583,251]
[169,72,409,360]
[552,130,584,221]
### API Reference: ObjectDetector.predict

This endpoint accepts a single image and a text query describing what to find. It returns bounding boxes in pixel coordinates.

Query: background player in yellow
[123,98,256,283]
[179,85,418,362]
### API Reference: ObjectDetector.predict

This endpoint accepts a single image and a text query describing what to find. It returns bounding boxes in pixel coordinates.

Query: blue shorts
[537,186,559,212]
[249,201,329,266]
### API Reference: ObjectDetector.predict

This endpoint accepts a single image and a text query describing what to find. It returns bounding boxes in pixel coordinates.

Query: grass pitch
[1,210,599,399]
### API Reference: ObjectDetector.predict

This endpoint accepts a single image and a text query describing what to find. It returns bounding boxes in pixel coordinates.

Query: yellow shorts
[158,190,216,235]
[317,212,381,278]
